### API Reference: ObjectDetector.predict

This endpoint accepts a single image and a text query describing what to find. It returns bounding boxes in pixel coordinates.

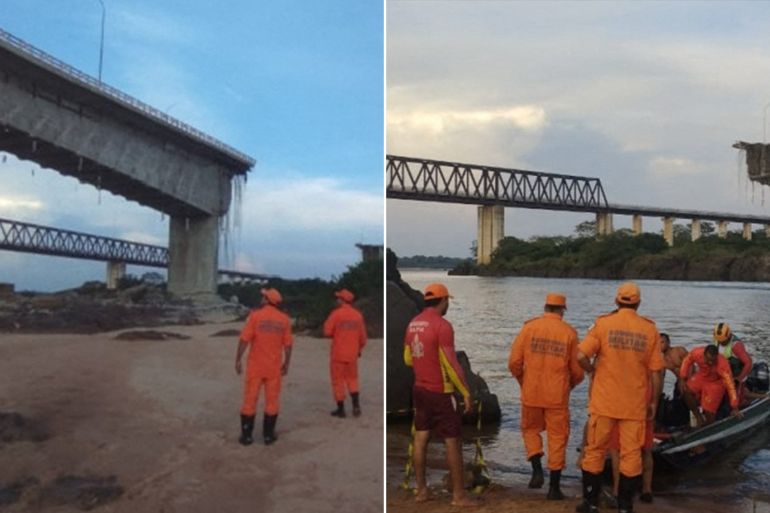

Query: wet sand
[0,322,383,512]
[387,482,770,513]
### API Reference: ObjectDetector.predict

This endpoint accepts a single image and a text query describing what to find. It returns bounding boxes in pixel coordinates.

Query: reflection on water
[388,270,770,492]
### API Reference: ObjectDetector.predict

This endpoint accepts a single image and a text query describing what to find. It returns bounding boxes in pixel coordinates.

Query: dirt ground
[0,322,383,512]
[386,481,770,513]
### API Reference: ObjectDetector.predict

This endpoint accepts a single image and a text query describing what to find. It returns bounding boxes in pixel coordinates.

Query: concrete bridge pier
[766,224,770,238]
[596,212,614,237]
[477,205,504,265]
[718,221,729,238]
[743,223,752,241]
[691,219,702,242]
[662,217,674,247]
[106,261,126,290]
[168,216,219,297]
[632,214,643,236]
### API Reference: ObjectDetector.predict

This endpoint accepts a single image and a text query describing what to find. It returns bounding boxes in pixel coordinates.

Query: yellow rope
[401,411,416,491]
[471,400,491,494]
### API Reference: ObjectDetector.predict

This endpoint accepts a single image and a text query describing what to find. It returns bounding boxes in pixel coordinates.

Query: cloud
[648,157,702,178]
[238,175,383,233]
[389,105,547,135]
[0,196,44,215]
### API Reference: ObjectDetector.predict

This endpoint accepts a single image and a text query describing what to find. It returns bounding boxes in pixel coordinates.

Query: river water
[388,270,770,500]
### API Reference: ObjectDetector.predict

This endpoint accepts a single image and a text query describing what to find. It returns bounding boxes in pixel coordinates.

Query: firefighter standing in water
[323,288,367,418]
[508,293,584,500]
[576,282,664,513]
[404,283,478,507]
[235,288,293,446]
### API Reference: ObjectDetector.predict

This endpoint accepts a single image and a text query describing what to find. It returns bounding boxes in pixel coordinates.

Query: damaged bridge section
[0,29,254,297]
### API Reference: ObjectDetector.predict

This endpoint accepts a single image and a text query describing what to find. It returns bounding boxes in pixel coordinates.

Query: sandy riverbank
[0,322,383,512]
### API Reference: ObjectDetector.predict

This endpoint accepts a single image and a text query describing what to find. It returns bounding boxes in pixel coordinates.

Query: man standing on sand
[576,282,664,513]
[404,283,478,507]
[235,288,293,446]
[508,293,584,500]
[323,288,367,418]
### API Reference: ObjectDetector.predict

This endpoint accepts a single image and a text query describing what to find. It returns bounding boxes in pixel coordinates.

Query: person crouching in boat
[679,344,742,426]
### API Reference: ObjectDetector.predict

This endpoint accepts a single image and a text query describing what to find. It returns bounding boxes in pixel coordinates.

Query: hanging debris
[734,141,770,185]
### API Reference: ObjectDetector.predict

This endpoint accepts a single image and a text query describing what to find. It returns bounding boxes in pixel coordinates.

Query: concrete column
[595,212,614,237]
[691,219,701,242]
[662,217,674,247]
[106,261,126,290]
[168,215,219,297]
[476,205,505,265]
[718,221,728,239]
[743,222,752,241]
[632,214,643,236]
[765,224,770,238]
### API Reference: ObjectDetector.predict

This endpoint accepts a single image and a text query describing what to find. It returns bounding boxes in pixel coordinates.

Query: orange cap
[545,293,567,308]
[335,288,355,303]
[424,283,452,301]
[615,282,641,305]
[260,287,282,305]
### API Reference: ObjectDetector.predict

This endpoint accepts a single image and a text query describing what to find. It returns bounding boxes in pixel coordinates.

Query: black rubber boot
[528,454,545,489]
[263,414,278,445]
[351,392,361,417]
[331,401,346,418]
[575,470,601,513]
[547,469,564,500]
[238,414,255,446]
[618,474,640,513]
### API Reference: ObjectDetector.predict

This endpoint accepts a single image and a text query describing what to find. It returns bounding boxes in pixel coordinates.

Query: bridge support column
[168,215,219,298]
[743,222,752,241]
[766,224,770,238]
[595,212,613,237]
[718,221,728,238]
[477,205,504,265]
[691,219,701,242]
[106,261,126,290]
[662,217,674,247]
[632,214,642,236]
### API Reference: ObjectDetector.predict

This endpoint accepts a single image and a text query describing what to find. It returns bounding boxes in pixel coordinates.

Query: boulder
[386,249,501,424]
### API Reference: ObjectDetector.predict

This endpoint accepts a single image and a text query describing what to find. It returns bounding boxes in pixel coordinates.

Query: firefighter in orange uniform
[323,288,368,418]
[576,282,664,513]
[508,292,583,500]
[235,287,293,446]
[680,344,741,426]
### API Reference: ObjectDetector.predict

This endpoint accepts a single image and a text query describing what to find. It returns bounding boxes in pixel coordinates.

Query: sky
[0,0,384,291]
[387,1,770,259]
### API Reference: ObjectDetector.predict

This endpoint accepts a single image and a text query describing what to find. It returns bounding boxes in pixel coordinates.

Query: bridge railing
[0,28,254,167]
[386,155,610,211]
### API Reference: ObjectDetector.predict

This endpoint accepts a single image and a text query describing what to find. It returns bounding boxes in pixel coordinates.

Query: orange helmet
[713,322,731,343]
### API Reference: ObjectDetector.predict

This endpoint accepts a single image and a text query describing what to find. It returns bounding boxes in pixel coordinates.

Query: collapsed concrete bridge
[0,28,254,297]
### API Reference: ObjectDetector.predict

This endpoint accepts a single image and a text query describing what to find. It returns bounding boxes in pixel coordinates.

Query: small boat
[652,362,770,470]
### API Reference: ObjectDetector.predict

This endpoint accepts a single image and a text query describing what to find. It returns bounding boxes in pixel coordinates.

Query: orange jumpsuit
[579,309,664,477]
[681,347,739,414]
[509,312,584,470]
[239,304,293,416]
[323,303,367,402]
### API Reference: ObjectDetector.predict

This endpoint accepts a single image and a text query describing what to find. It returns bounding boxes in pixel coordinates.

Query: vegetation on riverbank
[396,254,466,269]
[218,258,383,336]
[450,222,770,282]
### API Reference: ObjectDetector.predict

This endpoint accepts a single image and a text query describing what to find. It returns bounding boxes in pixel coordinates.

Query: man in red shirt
[404,283,477,507]
[680,344,741,425]
[235,288,293,446]
[323,288,368,418]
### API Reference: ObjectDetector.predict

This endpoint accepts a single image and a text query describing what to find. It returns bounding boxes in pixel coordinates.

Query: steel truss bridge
[0,217,270,282]
[386,155,770,224]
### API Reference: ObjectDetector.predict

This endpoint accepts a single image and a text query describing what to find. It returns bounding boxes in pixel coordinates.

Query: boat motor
[746,362,769,393]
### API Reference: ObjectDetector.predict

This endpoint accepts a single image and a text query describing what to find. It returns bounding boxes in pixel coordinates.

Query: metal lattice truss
[386,155,610,212]
[0,217,271,282]
[0,217,168,266]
